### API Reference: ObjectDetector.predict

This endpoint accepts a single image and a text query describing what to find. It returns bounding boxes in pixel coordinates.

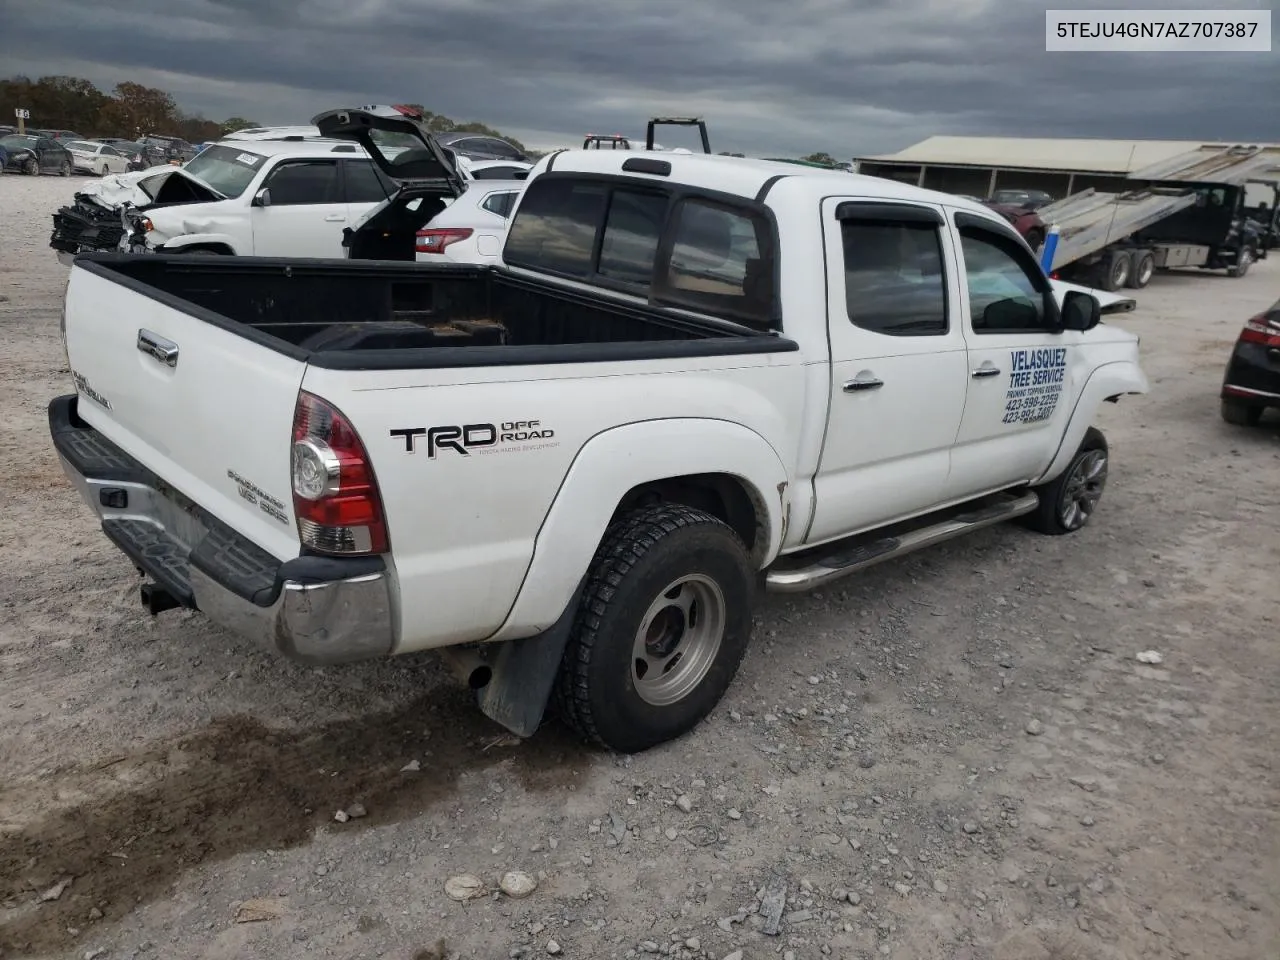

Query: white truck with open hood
[50,107,1147,753]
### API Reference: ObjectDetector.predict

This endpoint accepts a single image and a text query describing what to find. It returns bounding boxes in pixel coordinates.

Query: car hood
[312,105,465,197]
[1049,278,1136,315]
[74,165,225,210]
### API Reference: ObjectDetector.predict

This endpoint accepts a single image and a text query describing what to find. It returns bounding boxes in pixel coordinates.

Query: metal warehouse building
[853,136,1280,198]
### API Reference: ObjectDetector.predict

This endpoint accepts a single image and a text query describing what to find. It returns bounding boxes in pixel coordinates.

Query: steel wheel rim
[1059,449,1108,530]
[631,574,726,707]
[1137,257,1154,285]
[1111,259,1130,287]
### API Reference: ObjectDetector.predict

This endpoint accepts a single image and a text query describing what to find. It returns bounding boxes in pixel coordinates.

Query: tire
[1128,251,1155,288]
[59,159,71,177]
[1024,228,1045,252]
[1221,399,1263,426]
[24,157,38,176]
[554,503,755,753]
[1099,251,1131,291]
[1228,248,1254,278]
[178,247,226,256]
[1023,427,1109,536]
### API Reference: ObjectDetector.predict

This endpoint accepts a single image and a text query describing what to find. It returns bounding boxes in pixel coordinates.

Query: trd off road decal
[1002,347,1067,425]
[391,420,558,458]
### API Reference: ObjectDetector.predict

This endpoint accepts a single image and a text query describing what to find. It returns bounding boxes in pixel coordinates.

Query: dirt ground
[1,171,1277,960]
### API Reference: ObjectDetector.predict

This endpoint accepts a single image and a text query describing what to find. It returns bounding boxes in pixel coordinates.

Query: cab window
[841,219,948,336]
[959,225,1054,333]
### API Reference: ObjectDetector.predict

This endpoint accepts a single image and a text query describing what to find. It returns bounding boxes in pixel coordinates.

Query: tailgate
[63,262,305,561]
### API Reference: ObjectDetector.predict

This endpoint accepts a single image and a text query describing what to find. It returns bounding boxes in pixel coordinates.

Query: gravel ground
[1,170,1278,960]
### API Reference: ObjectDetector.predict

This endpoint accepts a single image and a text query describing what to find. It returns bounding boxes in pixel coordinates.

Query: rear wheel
[1128,251,1155,288]
[1023,427,1109,536]
[1099,251,1131,291]
[554,503,755,753]
[1221,399,1263,426]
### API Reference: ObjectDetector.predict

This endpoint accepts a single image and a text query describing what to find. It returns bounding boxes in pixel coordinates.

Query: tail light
[415,227,473,254]
[290,391,389,556]
[1240,314,1280,347]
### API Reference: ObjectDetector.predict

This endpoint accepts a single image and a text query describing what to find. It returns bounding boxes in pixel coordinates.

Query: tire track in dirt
[0,696,587,956]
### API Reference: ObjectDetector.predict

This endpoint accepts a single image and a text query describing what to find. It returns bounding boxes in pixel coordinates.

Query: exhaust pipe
[140,582,181,616]
[438,647,493,690]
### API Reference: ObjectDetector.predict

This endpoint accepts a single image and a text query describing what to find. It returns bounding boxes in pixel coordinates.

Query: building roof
[856,135,1280,175]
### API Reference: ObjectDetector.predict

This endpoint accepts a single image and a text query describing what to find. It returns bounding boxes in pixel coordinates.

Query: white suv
[126,138,405,258]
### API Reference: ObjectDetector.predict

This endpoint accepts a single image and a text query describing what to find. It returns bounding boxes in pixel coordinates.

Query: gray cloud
[1,0,1275,155]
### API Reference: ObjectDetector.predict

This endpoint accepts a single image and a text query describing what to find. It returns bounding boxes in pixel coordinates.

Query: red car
[982,199,1048,251]
[953,192,1049,250]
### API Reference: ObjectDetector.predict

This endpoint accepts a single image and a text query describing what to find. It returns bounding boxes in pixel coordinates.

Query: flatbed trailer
[1037,144,1280,291]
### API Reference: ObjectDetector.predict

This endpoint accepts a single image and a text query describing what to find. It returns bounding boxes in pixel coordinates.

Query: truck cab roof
[538,149,997,219]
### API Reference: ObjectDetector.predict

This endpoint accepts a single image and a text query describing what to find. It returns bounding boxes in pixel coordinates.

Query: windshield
[179,144,267,198]
[67,141,101,152]
[1,135,37,149]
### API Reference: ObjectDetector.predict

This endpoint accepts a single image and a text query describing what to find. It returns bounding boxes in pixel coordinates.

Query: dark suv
[139,134,197,163]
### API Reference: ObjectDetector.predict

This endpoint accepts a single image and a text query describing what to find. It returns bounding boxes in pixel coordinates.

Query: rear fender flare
[487,418,790,642]
[1034,360,1148,485]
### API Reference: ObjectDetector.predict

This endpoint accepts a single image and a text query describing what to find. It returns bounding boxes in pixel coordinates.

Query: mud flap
[475,579,585,738]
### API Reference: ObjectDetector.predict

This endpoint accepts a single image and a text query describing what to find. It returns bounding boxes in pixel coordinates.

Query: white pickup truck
[50,108,1147,754]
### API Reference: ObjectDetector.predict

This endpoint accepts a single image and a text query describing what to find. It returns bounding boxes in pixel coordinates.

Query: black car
[434,131,528,163]
[0,134,73,176]
[139,134,197,163]
[1221,294,1280,425]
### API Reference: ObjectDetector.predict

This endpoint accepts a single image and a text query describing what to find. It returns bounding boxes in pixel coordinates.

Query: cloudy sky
[1,0,1275,156]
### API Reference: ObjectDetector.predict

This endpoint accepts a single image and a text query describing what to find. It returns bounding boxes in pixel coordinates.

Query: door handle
[137,329,179,367]
[971,367,1001,378]
[843,376,884,392]
[324,214,346,222]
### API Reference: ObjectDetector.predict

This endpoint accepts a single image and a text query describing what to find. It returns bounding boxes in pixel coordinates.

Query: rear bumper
[1222,341,1280,407]
[49,394,396,665]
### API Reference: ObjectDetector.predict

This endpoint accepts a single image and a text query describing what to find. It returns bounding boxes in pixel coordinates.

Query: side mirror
[253,187,271,207]
[1061,290,1101,331]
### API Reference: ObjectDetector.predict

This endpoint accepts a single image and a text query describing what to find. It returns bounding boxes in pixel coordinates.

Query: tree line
[0,75,526,151]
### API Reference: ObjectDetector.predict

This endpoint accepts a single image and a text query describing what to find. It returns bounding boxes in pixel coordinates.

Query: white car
[52,107,1147,755]
[415,180,523,264]
[50,136,419,261]
[66,140,131,176]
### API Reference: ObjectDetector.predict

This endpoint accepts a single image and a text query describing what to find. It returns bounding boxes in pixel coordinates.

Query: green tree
[221,116,260,134]
[802,151,837,165]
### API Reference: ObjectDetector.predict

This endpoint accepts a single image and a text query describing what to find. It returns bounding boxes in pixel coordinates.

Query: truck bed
[76,253,787,370]
[1036,187,1199,269]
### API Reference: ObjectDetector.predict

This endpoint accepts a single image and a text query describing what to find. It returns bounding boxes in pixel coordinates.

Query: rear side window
[264,159,341,205]
[344,160,392,203]
[481,191,518,218]
[841,221,948,336]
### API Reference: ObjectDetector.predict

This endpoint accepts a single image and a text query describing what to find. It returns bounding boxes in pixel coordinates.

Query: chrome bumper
[53,414,396,666]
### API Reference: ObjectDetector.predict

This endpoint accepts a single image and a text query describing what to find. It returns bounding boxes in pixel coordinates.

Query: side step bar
[765,491,1040,593]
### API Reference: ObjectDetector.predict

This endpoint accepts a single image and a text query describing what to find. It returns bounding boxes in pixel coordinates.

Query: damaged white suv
[50,137,407,261]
